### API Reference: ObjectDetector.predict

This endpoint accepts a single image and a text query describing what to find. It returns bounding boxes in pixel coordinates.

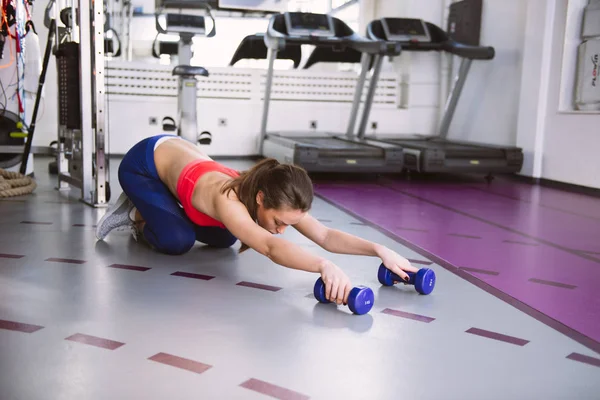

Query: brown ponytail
[221,158,314,252]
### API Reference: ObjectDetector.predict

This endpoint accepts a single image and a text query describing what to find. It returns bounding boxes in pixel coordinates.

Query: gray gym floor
[0,156,598,400]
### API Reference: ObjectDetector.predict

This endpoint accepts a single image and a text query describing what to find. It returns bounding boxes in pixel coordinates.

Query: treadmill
[258,12,405,173]
[229,33,302,68]
[356,18,524,177]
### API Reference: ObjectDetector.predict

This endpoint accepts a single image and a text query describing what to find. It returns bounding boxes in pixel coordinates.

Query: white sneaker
[95,192,134,240]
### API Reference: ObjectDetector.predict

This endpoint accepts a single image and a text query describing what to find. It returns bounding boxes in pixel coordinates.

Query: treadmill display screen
[166,14,206,33]
[381,18,431,42]
[285,12,335,37]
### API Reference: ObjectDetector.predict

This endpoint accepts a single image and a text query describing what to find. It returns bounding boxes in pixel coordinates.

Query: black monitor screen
[385,18,426,36]
[167,14,206,29]
[381,18,431,42]
[157,0,219,9]
[288,13,331,32]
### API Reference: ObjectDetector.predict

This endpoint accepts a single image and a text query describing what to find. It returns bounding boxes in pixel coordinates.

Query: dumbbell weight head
[377,264,436,295]
[313,277,374,315]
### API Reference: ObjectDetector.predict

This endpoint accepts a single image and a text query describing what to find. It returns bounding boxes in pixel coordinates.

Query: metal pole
[78,0,94,204]
[94,0,108,206]
[438,57,472,139]
[357,53,383,139]
[126,1,134,61]
[346,52,370,138]
[259,47,277,153]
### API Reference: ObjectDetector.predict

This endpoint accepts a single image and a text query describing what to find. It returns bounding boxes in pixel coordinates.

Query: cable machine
[49,0,110,206]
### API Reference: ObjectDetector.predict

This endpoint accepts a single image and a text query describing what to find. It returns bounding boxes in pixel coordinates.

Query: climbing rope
[0,167,37,197]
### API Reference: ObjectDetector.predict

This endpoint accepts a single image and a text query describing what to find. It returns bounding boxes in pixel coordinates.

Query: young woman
[96,134,418,305]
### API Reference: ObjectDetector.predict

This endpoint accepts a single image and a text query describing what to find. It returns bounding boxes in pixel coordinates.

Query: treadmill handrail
[229,33,302,67]
[366,19,494,60]
[264,13,401,56]
[444,39,494,60]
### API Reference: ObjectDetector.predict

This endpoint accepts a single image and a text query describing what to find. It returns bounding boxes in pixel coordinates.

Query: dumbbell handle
[313,278,374,315]
[388,270,417,285]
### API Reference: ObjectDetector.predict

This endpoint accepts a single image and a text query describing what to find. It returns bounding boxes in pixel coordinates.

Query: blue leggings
[118,135,237,255]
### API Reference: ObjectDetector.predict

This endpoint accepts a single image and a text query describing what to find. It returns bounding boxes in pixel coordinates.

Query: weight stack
[55,42,82,129]
[575,1,600,110]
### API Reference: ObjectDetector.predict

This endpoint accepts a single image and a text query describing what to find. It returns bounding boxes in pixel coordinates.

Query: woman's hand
[318,260,352,305]
[375,245,419,282]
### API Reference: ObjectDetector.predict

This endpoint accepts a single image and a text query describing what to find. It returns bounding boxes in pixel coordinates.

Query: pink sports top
[176,160,240,228]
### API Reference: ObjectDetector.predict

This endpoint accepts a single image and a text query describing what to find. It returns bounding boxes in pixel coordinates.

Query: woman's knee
[196,227,238,248]
[210,233,238,248]
[146,226,196,255]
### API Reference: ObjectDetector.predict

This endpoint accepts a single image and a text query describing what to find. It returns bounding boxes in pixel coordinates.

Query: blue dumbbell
[377,264,436,295]
[313,277,374,315]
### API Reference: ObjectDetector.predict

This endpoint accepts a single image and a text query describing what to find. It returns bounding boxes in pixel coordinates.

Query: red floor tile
[45,258,86,264]
[65,333,125,350]
[381,308,435,323]
[0,253,25,259]
[148,352,212,374]
[0,319,44,333]
[108,263,151,272]
[240,378,310,400]
[236,281,282,292]
[466,327,529,346]
[566,352,600,368]
[171,271,215,280]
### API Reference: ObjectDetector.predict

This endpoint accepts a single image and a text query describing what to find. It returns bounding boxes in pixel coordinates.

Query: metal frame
[357,54,472,140]
[356,53,384,139]
[259,45,371,152]
[55,0,109,207]
[345,52,371,138]
[438,57,472,139]
[259,47,277,153]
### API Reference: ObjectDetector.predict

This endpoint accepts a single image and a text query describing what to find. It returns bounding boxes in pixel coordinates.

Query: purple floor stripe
[396,227,428,232]
[236,281,282,292]
[313,192,600,354]
[0,253,25,259]
[382,308,435,323]
[459,267,500,276]
[448,233,481,239]
[503,240,539,247]
[108,263,150,272]
[45,257,86,264]
[0,319,44,333]
[72,223,97,227]
[20,220,53,225]
[528,278,576,290]
[579,250,600,256]
[171,271,215,280]
[466,327,530,346]
[408,259,433,266]
[566,352,600,368]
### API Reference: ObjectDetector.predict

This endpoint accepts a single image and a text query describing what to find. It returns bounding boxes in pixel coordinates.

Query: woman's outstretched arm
[213,196,356,304]
[293,214,419,280]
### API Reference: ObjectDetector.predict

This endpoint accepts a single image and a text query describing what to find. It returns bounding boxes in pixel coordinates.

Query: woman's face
[256,192,306,235]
